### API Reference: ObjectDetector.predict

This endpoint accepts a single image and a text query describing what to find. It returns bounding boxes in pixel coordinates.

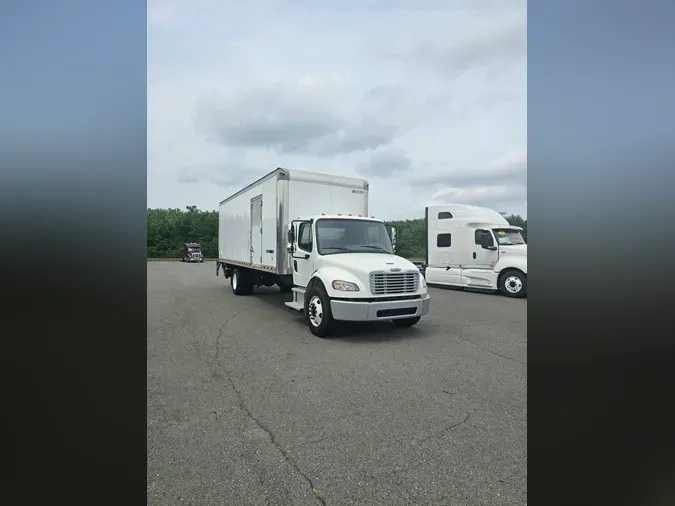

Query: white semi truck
[424,204,528,298]
[216,168,431,337]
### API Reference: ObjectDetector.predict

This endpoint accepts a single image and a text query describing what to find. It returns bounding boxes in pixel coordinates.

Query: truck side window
[437,233,452,248]
[298,223,313,251]
[438,212,453,219]
[475,230,493,247]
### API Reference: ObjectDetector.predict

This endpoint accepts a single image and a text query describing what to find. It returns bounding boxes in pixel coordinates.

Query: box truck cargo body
[218,168,369,277]
[217,168,431,337]
[424,204,527,298]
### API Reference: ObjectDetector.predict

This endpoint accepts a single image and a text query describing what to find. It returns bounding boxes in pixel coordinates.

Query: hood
[499,244,527,257]
[320,253,418,275]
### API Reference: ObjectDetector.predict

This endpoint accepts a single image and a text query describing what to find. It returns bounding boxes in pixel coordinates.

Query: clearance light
[321,212,326,215]
[337,213,342,216]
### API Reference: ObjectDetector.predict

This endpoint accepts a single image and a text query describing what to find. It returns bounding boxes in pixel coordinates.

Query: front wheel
[499,270,527,298]
[393,316,421,327]
[304,284,335,338]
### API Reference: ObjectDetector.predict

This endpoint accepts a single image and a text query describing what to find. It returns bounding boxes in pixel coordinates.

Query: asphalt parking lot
[147,262,527,506]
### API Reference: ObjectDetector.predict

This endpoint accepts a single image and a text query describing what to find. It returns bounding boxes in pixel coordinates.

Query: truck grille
[369,271,419,295]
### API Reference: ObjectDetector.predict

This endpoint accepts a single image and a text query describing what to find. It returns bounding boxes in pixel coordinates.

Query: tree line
[147,207,527,260]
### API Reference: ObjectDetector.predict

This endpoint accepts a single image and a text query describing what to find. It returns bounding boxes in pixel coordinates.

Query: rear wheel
[499,270,527,298]
[392,316,421,327]
[231,268,253,296]
[304,284,335,338]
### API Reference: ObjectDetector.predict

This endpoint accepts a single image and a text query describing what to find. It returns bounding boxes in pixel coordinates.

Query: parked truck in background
[181,243,203,263]
[216,168,431,337]
[423,204,527,298]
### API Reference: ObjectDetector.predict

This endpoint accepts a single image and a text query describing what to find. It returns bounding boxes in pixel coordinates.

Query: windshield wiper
[322,246,352,252]
[357,245,391,253]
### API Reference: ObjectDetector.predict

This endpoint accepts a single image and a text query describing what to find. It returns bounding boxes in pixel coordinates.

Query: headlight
[332,280,359,291]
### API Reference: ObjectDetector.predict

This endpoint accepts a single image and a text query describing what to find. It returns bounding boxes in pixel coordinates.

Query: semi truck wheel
[304,284,335,338]
[231,268,253,296]
[393,316,421,327]
[499,270,527,298]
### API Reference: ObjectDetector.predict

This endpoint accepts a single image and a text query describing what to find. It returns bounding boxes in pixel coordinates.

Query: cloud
[177,165,266,188]
[405,149,526,213]
[411,148,527,188]
[194,79,406,157]
[401,10,526,81]
[356,149,413,177]
[147,0,527,219]
[432,184,526,209]
[176,149,267,188]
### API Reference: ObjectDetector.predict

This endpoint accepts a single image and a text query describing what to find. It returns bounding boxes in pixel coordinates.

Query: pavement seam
[214,314,328,506]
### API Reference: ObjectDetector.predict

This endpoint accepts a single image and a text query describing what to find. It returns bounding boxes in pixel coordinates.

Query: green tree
[146,207,527,259]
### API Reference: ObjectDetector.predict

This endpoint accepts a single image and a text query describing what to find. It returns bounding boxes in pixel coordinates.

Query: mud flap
[216,261,220,276]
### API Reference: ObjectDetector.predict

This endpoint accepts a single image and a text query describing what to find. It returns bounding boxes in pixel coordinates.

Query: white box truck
[216,168,431,337]
[423,204,528,298]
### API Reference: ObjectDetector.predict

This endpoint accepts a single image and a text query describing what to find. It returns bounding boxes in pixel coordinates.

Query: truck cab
[424,205,527,298]
[181,243,203,263]
[285,214,431,337]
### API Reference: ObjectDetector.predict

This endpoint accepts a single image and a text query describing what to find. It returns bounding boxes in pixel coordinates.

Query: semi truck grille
[369,271,419,295]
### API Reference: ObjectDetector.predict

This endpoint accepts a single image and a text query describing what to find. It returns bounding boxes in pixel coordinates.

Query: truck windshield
[188,247,201,252]
[316,219,394,255]
[492,228,525,246]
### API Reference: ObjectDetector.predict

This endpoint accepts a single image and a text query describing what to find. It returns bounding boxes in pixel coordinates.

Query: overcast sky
[148,0,527,220]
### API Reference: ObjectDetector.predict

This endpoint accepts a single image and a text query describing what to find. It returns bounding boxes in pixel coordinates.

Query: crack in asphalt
[214,316,328,506]
[285,434,331,452]
[426,322,527,365]
[214,310,244,363]
[449,330,527,366]
[418,412,472,443]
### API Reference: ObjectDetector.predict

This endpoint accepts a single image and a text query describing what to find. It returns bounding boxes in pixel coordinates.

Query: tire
[304,283,335,338]
[499,270,527,298]
[231,268,253,296]
[392,316,421,327]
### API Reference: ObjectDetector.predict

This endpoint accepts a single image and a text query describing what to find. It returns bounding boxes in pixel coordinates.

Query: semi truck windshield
[493,228,525,245]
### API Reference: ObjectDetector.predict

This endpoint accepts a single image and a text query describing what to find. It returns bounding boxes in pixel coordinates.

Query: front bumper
[330,294,431,322]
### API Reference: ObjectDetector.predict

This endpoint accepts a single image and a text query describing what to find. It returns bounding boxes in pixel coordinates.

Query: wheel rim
[308,295,323,327]
[505,275,522,293]
[232,272,238,291]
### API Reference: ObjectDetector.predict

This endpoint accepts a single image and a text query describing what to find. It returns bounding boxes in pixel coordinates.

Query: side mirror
[480,234,494,249]
[287,227,296,253]
[390,227,397,252]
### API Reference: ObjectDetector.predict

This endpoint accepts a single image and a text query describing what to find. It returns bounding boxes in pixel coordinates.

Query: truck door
[473,229,499,269]
[290,220,314,288]
[250,196,263,264]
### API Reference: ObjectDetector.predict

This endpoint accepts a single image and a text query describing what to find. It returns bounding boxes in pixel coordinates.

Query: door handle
[473,252,476,259]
